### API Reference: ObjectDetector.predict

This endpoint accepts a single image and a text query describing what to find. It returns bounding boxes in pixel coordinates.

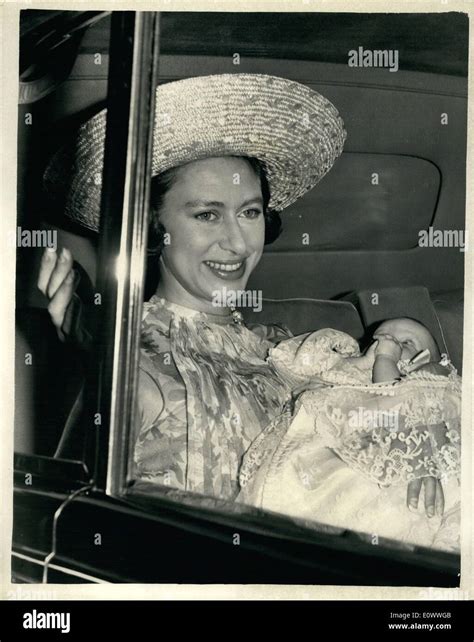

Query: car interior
[15,10,466,476]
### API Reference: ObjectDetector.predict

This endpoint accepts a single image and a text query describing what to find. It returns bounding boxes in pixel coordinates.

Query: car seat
[342,286,463,373]
[243,297,365,339]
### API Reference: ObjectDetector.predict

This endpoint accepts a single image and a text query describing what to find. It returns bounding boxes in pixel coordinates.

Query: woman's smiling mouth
[204,259,246,280]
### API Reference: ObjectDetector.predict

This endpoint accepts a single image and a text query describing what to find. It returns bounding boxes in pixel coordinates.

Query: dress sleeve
[247,322,293,344]
[129,365,166,481]
[137,367,165,431]
[130,353,165,449]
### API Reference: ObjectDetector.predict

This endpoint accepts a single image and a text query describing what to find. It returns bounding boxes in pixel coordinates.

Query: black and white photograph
[2,1,472,619]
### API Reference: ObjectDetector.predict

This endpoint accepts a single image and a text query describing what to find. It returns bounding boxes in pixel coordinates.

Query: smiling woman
[39,72,346,498]
[132,155,293,497]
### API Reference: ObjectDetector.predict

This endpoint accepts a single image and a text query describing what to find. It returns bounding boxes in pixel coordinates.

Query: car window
[15,10,465,576]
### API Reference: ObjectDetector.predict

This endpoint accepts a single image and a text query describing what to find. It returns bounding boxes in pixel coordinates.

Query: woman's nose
[219,217,247,255]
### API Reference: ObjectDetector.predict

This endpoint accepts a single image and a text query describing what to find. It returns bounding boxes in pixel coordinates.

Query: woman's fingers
[37,247,74,300]
[423,476,437,517]
[47,269,76,331]
[38,247,77,331]
[37,247,59,296]
[435,480,445,517]
[407,477,444,518]
[407,477,422,512]
[37,247,92,348]
[46,247,74,299]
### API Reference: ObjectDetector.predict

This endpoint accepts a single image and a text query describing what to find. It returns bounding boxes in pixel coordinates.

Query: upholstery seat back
[243,297,364,339]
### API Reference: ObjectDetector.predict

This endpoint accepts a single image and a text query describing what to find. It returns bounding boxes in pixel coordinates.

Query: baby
[370,317,447,382]
[284,317,450,390]
[238,318,461,551]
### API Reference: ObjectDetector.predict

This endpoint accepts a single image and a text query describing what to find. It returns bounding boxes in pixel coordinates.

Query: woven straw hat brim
[44,73,346,232]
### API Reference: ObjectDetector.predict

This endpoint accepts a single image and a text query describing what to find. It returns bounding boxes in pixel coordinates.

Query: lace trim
[301,373,461,486]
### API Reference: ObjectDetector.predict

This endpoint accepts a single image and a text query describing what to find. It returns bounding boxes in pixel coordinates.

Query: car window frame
[13,10,461,586]
[77,11,160,494]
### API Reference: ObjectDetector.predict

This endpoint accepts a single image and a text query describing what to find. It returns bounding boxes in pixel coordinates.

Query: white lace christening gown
[237,329,461,552]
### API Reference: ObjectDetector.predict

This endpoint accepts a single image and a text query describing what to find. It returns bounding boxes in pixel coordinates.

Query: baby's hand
[348,341,378,370]
[373,333,403,362]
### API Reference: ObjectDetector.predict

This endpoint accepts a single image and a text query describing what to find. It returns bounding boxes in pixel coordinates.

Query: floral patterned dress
[132,296,293,500]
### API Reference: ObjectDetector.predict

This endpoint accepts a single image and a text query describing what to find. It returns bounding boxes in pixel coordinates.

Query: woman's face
[156,156,266,314]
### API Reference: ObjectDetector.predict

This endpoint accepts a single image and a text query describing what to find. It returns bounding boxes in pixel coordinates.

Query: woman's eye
[195,211,217,221]
[240,208,262,219]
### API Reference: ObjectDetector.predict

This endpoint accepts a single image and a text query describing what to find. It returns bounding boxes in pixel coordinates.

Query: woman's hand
[37,247,92,349]
[407,477,444,518]
[37,247,76,340]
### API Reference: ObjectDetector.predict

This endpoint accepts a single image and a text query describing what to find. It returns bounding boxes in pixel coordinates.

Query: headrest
[242,297,364,339]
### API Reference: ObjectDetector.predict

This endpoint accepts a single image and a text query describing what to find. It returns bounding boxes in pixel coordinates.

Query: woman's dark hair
[147,156,282,255]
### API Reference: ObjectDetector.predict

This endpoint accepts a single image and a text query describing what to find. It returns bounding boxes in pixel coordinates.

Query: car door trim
[12,551,110,584]
[42,484,94,583]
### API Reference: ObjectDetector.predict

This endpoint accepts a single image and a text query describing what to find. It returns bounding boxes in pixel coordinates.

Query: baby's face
[374,319,434,361]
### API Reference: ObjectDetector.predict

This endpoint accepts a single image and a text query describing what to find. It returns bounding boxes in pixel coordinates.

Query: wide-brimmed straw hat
[44,73,346,231]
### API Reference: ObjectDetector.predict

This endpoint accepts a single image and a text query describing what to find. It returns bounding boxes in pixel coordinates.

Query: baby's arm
[372,337,402,383]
